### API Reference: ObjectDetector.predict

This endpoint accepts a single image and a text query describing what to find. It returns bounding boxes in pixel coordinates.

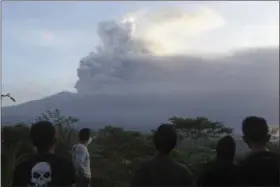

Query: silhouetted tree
[169,116,233,139]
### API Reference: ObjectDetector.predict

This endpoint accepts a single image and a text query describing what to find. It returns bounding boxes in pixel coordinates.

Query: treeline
[1,109,279,187]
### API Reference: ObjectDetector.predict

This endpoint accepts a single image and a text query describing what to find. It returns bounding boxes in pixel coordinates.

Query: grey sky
[2,1,279,106]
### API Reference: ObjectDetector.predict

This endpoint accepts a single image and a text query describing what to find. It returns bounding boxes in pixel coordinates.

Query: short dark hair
[30,121,56,152]
[79,128,91,141]
[153,124,177,154]
[242,116,269,143]
[216,135,236,160]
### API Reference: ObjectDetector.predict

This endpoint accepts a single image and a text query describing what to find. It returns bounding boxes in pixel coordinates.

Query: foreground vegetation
[1,109,279,187]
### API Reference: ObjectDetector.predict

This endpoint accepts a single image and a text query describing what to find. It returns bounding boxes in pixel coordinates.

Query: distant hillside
[2,90,278,132]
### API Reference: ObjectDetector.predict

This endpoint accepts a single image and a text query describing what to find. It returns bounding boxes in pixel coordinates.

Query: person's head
[242,116,270,150]
[30,121,57,153]
[79,128,91,145]
[216,135,236,161]
[153,124,177,155]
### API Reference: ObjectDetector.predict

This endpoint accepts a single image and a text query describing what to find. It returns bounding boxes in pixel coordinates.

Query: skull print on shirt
[28,162,52,187]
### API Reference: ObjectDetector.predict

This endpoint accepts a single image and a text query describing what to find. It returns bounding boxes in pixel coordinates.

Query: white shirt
[72,143,91,179]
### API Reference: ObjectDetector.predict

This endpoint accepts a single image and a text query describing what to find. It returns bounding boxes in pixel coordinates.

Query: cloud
[9,27,95,51]
[123,7,225,55]
[33,30,71,48]
[232,24,279,48]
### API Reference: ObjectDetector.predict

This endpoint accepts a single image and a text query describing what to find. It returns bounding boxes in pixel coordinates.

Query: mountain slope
[2,90,278,131]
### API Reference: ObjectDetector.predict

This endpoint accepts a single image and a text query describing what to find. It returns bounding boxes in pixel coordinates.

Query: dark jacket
[197,160,239,186]
[238,151,279,186]
[131,155,193,187]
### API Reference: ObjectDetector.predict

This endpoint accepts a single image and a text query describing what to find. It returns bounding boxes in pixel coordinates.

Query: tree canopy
[2,109,279,187]
[169,116,233,139]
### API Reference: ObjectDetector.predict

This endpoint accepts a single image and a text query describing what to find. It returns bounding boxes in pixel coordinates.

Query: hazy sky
[2,1,279,106]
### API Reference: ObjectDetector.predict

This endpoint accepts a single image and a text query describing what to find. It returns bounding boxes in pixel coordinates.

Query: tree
[89,126,155,187]
[267,126,280,154]
[168,116,233,175]
[1,124,34,186]
[268,126,279,141]
[2,112,235,187]
[169,116,233,139]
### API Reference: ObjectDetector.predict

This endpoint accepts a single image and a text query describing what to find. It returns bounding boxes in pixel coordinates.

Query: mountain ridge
[2,90,278,133]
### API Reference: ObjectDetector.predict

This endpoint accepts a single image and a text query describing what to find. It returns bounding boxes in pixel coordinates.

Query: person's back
[133,155,193,186]
[12,121,75,187]
[13,153,75,187]
[239,116,280,186]
[239,150,279,186]
[197,136,239,186]
[197,161,239,186]
[131,124,193,187]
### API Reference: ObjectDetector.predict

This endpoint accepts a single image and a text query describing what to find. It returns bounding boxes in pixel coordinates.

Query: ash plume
[75,19,152,93]
[75,15,278,104]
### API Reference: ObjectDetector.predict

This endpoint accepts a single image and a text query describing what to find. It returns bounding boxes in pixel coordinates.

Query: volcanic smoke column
[75,19,151,94]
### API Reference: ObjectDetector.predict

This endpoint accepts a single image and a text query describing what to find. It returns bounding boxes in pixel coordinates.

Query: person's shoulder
[51,155,75,175]
[16,155,38,167]
[262,151,280,162]
[266,151,280,159]
[38,154,73,169]
[74,143,87,152]
[246,151,279,162]
[241,151,280,171]
[173,161,193,183]
[14,155,37,175]
[75,143,86,148]
[53,155,73,166]
[15,159,31,171]
[174,161,192,175]
[203,160,215,168]
[140,155,155,164]
[135,156,155,172]
[199,161,217,173]
[139,156,154,167]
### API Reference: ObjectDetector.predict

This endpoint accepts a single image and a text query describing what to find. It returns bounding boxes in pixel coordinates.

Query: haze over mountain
[2,4,279,132]
[2,47,279,132]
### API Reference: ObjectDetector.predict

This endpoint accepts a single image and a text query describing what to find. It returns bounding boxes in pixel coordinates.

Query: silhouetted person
[239,116,279,186]
[197,135,239,186]
[131,124,193,187]
[12,121,75,187]
[72,128,92,187]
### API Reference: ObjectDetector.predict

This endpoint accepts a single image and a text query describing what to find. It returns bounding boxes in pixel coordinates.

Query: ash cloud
[74,17,279,127]
[75,19,278,97]
[75,19,152,93]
